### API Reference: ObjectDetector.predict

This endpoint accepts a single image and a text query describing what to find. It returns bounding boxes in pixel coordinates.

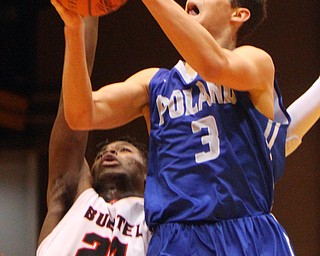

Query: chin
[97,171,131,185]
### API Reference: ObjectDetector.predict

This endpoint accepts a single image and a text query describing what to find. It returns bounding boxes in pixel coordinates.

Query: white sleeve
[286,76,320,156]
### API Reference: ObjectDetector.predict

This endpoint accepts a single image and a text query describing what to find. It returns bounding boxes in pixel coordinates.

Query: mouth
[101,154,119,167]
[187,1,200,16]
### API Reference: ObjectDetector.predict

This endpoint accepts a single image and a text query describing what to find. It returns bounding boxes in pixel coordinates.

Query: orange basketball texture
[59,0,128,17]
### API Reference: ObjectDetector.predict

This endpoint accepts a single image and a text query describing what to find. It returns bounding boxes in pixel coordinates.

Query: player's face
[185,0,235,38]
[91,141,146,187]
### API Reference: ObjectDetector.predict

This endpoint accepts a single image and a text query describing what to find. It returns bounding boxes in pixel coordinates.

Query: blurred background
[0,0,319,255]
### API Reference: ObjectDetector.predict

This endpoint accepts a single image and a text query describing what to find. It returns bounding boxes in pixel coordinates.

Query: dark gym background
[0,0,319,255]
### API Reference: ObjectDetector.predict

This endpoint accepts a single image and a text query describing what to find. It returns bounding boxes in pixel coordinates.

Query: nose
[106,149,117,155]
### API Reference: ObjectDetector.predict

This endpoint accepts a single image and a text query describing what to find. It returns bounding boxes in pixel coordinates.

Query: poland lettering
[156,81,237,125]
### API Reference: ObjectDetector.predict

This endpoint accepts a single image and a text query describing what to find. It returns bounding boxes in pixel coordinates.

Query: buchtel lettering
[84,206,143,237]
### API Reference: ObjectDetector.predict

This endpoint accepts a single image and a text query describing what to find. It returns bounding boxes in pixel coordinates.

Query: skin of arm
[52,0,275,131]
[51,0,154,131]
[286,76,320,156]
[37,15,98,245]
[37,96,90,245]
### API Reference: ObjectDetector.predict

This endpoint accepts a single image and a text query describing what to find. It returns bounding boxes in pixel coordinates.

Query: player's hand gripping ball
[59,0,128,17]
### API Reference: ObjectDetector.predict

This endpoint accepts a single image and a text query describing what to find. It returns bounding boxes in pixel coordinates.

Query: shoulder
[126,68,160,86]
[117,67,161,100]
[234,45,274,73]
[233,45,272,60]
[234,45,274,88]
[232,46,275,119]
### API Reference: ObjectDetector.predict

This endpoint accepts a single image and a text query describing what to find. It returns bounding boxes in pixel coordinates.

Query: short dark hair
[230,0,267,43]
[96,136,148,166]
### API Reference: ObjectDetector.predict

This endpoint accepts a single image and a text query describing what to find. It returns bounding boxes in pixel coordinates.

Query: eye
[119,147,132,153]
[95,152,103,160]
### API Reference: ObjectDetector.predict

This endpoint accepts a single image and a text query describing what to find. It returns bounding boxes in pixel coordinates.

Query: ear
[231,7,251,24]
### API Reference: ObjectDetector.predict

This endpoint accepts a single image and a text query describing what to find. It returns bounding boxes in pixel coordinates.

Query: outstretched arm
[37,16,99,246]
[141,0,274,91]
[51,0,152,131]
[286,77,320,156]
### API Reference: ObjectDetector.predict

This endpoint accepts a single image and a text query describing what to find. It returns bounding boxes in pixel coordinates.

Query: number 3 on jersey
[191,115,220,163]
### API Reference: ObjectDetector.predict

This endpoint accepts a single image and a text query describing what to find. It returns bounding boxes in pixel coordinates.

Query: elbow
[64,110,91,131]
[198,58,228,84]
[62,99,94,130]
[285,134,302,157]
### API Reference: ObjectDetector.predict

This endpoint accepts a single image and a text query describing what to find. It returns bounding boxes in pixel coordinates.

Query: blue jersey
[145,61,293,255]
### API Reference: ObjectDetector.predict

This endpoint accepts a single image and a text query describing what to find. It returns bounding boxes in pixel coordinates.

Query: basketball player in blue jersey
[51,0,319,254]
[37,16,151,255]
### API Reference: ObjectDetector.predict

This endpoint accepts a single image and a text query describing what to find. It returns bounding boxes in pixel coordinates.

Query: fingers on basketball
[58,0,128,17]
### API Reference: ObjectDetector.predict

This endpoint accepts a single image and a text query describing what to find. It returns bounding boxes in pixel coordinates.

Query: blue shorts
[147,214,295,256]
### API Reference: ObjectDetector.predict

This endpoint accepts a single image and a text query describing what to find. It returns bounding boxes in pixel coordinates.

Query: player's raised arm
[37,16,98,246]
[51,0,153,131]
[286,76,320,156]
[141,0,273,92]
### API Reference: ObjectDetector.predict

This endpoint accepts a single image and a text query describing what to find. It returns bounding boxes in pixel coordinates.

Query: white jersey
[37,188,151,256]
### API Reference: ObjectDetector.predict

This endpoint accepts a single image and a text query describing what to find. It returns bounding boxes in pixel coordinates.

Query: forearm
[48,96,88,191]
[140,0,272,92]
[41,1,97,246]
[286,77,320,156]
[48,16,98,198]
[62,23,95,129]
[141,0,226,79]
[84,16,99,75]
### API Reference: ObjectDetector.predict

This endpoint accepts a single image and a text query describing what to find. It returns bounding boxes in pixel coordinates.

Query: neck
[217,35,237,50]
[99,189,143,203]
[214,25,238,50]
[94,174,143,202]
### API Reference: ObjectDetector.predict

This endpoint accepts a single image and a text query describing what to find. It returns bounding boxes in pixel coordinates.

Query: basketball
[59,0,128,17]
